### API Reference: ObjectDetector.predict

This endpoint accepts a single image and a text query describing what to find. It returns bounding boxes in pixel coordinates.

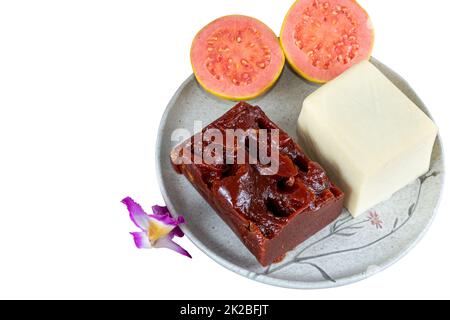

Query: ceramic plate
[156,58,444,289]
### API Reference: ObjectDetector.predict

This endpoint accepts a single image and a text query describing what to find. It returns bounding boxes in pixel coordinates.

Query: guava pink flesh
[191,16,284,98]
[281,0,373,82]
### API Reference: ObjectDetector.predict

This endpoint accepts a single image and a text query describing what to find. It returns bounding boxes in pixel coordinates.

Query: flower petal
[152,205,170,216]
[150,206,181,226]
[130,232,152,249]
[169,226,184,239]
[122,197,150,231]
[148,216,175,243]
[154,237,192,258]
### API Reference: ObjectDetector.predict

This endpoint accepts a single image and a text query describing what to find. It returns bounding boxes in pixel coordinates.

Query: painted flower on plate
[368,211,383,229]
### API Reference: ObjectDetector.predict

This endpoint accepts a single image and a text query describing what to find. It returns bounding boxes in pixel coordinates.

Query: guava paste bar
[171,102,344,266]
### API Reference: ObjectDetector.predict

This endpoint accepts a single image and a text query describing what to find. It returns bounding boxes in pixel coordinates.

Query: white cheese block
[298,61,438,217]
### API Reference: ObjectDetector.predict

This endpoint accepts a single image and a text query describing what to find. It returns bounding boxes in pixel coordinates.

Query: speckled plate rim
[155,62,445,290]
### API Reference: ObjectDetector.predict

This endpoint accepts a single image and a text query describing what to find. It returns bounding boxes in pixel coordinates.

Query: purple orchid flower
[122,197,191,258]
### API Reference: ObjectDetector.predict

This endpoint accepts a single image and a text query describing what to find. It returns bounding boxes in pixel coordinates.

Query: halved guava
[191,15,285,101]
[280,0,374,83]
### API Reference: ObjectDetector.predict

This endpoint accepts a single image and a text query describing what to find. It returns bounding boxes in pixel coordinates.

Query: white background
[0,0,449,300]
